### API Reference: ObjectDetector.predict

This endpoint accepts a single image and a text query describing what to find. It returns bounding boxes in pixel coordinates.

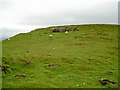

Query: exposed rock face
[51,27,79,32]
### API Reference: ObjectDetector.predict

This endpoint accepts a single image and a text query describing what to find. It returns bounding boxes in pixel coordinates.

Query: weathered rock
[99,79,117,85]
[59,28,66,32]
[51,27,80,32]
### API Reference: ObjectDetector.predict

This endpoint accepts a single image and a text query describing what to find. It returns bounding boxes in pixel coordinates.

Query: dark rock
[51,27,80,32]
[99,79,117,85]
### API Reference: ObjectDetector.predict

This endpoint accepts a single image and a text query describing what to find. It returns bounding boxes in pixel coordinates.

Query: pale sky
[0,0,119,40]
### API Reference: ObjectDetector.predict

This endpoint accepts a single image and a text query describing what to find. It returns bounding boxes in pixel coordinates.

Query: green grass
[2,24,118,88]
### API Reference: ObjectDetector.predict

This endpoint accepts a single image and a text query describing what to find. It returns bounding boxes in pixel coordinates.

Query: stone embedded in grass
[15,74,26,78]
[99,79,117,85]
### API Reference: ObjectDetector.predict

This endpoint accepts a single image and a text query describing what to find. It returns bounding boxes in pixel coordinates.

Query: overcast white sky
[0,0,119,40]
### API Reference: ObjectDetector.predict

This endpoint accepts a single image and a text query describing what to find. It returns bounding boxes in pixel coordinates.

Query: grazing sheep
[49,34,52,39]
[8,38,10,41]
[65,31,68,35]
[51,28,54,32]
[51,28,59,32]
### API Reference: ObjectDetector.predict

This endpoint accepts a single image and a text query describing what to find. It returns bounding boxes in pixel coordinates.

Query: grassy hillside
[2,24,118,88]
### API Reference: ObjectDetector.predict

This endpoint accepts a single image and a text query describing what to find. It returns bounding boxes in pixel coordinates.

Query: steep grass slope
[2,24,118,88]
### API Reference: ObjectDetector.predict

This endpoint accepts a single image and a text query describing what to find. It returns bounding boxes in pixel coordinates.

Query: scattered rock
[99,79,117,85]
[15,74,26,78]
[51,27,79,32]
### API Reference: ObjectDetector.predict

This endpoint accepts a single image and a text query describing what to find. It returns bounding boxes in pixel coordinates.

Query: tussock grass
[2,24,118,88]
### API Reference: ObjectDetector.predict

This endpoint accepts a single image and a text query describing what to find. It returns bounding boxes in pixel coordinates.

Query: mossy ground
[2,24,118,88]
